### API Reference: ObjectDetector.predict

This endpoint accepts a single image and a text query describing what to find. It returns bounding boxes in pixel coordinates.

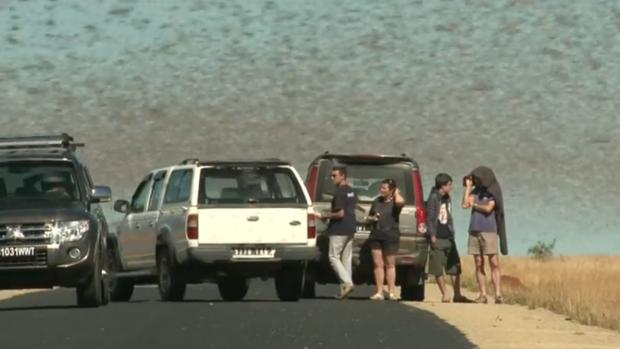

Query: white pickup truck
[107,159,318,302]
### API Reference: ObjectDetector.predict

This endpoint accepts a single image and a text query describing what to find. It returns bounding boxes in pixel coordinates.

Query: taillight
[186,214,199,240]
[416,208,428,234]
[305,165,319,201]
[412,170,427,234]
[307,213,317,239]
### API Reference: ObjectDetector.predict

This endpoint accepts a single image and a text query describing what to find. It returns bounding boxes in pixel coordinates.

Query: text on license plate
[232,248,276,259]
[0,246,36,258]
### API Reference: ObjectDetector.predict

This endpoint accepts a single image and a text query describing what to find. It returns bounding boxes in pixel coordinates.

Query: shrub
[527,239,556,261]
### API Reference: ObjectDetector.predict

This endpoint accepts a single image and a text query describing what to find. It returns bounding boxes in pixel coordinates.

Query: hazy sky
[1,0,619,254]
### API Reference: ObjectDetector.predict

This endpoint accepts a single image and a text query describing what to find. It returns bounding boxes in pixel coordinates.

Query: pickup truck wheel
[399,267,425,301]
[157,250,186,302]
[108,250,134,302]
[76,244,105,308]
[275,263,303,302]
[217,277,249,301]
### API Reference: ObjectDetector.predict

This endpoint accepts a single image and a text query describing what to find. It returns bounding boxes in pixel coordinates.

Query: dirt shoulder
[403,285,620,349]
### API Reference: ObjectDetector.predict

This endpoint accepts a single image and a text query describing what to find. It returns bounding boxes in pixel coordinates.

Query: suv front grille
[0,223,53,246]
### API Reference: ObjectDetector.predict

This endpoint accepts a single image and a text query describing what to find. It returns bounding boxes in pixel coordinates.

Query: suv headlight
[51,220,90,243]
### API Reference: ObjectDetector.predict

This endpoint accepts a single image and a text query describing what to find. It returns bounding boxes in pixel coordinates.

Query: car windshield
[0,161,81,204]
[317,163,414,204]
[198,167,307,205]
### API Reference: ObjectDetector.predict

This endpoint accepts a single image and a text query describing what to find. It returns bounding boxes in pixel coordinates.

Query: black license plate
[0,246,36,259]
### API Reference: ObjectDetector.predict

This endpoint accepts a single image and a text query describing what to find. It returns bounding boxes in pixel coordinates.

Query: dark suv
[0,134,112,307]
[304,153,429,301]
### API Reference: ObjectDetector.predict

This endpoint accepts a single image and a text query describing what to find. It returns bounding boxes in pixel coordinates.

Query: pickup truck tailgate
[197,207,308,244]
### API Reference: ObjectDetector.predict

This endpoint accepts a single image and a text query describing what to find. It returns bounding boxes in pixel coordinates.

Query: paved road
[0,283,473,349]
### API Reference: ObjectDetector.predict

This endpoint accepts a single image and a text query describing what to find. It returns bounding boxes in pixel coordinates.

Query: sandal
[474,295,488,304]
[495,295,505,304]
[370,293,384,301]
[388,293,400,301]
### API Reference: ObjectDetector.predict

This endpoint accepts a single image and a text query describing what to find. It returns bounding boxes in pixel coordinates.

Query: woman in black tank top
[366,179,405,301]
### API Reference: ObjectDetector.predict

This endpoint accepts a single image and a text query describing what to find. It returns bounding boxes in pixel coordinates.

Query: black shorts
[368,238,400,255]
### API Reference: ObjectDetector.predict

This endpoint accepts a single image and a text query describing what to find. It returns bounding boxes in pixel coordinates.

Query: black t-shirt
[327,184,358,236]
[436,194,453,239]
[369,197,403,241]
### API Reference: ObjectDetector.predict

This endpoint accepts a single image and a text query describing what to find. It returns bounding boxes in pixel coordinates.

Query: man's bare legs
[435,274,465,302]
[489,254,502,302]
[474,255,488,303]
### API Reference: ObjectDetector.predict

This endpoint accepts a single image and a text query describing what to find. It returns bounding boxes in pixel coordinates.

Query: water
[1,0,619,255]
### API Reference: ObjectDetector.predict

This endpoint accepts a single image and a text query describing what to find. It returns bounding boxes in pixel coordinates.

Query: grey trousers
[328,235,354,285]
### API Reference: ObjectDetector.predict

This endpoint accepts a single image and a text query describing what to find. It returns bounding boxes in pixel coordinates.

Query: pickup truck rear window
[316,163,415,205]
[198,167,307,205]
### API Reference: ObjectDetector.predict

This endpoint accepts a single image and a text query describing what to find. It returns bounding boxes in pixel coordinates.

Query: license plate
[232,247,276,259]
[0,246,36,258]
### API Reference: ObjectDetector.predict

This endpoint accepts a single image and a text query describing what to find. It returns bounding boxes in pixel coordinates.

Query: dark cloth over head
[468,166,507,255]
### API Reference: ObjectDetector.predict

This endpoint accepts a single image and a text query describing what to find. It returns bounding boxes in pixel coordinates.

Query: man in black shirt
[316,166,358,299]
[426,173,470,303]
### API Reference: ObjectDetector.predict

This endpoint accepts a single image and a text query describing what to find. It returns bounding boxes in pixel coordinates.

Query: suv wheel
[107,248,134,302]
[301,264,316,299]
[157,249,186,302]
[217,277,249,301]
[275,263,303,302]
[77,243,108,307]
[399,267,425,301]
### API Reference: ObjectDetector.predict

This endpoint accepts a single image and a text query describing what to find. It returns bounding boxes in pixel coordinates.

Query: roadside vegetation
[460,255,620,332]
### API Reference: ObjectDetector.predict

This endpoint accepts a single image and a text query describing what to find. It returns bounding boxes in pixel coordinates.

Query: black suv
[0,134,112,307]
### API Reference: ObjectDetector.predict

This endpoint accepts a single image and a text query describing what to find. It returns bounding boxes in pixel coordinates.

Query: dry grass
[460,256,620,332]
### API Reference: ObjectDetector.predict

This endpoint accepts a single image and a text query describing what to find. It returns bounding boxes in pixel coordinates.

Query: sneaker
[453,295,474,303]
[370,293,384,301]
[337,284,355,300]
[495,295,505,304]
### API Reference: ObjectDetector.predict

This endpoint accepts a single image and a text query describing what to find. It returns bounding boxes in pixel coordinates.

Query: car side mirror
[91,186,112,203]
[114,199,130,214]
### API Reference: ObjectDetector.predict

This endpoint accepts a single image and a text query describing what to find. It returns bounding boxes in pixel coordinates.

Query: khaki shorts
[468,232,499,255]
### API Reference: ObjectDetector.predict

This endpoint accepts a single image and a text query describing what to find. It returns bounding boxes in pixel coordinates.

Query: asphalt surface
[0,283,474,349]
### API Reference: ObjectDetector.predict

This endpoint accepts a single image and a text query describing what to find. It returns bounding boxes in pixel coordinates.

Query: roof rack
[0,134,84,152]
[180,158,200,165]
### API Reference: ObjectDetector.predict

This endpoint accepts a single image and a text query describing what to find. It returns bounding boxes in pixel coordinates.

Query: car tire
[76,242,106,308]
[301,264,316,299]
[275,263,303,302]
[157,249,186,302]
[399,267,425,302]
[217,277,249,301]
[107,248,134,302]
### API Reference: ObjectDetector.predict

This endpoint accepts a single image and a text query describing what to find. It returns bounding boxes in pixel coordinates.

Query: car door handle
[135,223,141,229]
[289,220,301,226]
[149,221,156,227]
[247,216,259,222]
